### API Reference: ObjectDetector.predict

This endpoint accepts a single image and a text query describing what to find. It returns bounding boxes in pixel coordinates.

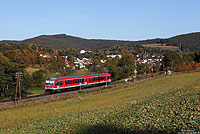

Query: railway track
[0,75,158,106]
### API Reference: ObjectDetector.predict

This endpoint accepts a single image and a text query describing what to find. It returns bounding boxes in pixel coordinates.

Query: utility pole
[15,72,23,104]
[15,72,19,105]
[151,62,154,77]
[134,60,137,82]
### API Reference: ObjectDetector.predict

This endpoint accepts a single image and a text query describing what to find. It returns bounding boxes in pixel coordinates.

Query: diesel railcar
[45,73,111,92]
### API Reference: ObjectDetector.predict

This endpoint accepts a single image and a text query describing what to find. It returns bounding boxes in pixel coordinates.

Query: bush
[177,65,195,72]
[192,63,200,68]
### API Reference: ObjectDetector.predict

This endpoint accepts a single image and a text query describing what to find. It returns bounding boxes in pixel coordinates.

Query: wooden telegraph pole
[134,60,137,82]
[15,72,23,104]
[15,72,19,104]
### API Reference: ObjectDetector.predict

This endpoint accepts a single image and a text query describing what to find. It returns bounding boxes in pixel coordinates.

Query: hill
[135,32,200,51]
[1,32,200,50]
[22,34,134,49]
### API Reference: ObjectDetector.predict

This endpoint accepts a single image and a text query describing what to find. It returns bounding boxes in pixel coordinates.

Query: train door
[56,81,59,89]
[65,80,68,88]
[59,81,63,88]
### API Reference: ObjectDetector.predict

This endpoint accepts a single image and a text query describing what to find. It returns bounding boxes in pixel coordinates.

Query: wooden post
[19,77,21,103]
[15,72,19,105]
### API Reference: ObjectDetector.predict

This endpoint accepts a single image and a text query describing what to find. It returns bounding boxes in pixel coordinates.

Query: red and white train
[45,73,111,92]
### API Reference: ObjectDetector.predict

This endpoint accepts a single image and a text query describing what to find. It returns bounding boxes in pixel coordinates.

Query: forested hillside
[1,32,200,50]
[135,32,200,51]
[22,34,133,49]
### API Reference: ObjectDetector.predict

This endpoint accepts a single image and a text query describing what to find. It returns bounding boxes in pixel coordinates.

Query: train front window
[45,80,54,87]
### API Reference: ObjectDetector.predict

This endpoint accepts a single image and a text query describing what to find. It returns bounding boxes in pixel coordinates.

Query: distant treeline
[134,32,200,51]
[1,32,200,50]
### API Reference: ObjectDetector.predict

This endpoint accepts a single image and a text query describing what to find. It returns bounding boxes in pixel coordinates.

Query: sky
[0,0,200,41]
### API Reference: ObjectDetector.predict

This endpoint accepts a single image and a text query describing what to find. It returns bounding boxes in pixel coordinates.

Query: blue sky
[0,0,200,41]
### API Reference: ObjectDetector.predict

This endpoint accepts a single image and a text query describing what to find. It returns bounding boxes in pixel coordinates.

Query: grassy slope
[142,43,179,50]
[0,71,200,133]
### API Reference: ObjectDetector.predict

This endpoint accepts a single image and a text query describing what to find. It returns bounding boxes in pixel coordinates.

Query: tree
[0,53,19,99]
[32,70,47,88]
[194,51,200,62]
[118,50,135,78]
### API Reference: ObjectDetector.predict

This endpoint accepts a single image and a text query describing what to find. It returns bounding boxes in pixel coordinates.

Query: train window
[65,80,67,85]
[105,76,106,80]
[56,81,59,86]
[82,79,84,82]
[60,81,62,85]
[78,79,80,83]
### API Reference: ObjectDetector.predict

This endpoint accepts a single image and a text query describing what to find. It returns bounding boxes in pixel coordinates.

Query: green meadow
[142,43,179,50]
[0,71,199,133]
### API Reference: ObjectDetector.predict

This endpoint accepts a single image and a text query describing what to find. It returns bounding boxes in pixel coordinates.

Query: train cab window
[56,81,59,86]
[60,81,62,85]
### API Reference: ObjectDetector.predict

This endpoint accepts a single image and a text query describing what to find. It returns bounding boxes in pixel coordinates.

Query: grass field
[0,71,199,133]
[25,67,40,75]
[142,43,179,50]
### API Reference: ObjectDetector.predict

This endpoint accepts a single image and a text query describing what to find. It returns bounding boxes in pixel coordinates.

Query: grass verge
[0,71,199,133]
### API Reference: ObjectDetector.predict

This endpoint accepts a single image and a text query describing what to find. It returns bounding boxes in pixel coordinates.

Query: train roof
[47,73,110,81]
